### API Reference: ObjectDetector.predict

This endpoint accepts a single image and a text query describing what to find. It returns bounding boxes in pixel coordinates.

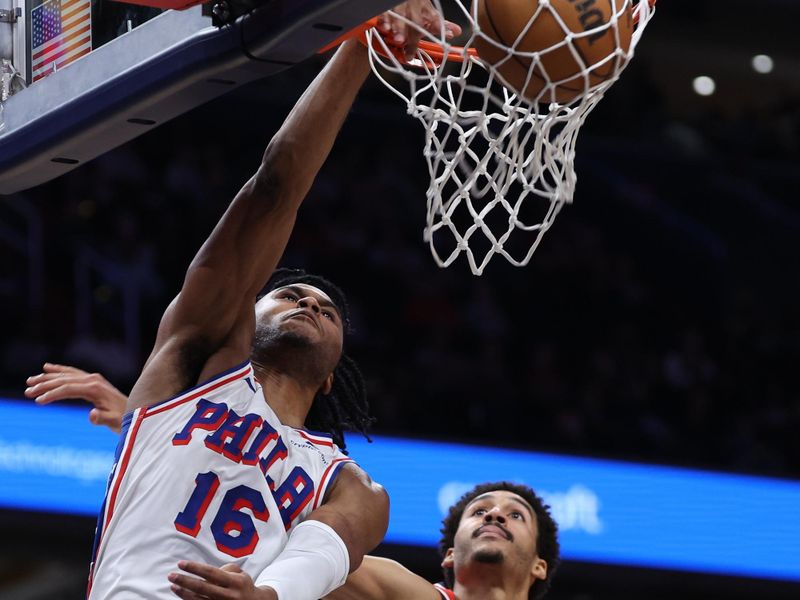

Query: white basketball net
[365,0,655,274]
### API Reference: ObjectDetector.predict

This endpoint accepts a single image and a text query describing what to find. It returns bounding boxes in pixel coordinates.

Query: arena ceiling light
[692,75,716,96]
[751,54,774,74]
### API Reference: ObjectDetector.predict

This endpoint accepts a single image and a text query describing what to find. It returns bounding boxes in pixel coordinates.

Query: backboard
[0,0,395,194]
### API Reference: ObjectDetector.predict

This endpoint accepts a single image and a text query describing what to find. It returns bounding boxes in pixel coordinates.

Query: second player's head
[439,481,560,600]
[253,268,372,450]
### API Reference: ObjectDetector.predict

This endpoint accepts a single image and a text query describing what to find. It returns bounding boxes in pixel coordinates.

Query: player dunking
[26,367,561,600]
[25,3,460,598]
[27,359,561,600]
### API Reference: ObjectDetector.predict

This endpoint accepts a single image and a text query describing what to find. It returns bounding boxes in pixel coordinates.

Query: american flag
[31,0,92,83]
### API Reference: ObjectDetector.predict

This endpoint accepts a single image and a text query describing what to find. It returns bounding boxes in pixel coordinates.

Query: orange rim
[412,40,479,66]
[318,17,476,66]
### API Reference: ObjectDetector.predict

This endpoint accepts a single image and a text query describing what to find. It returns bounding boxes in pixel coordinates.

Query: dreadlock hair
[259,268,374,452]
[438,481,560,600]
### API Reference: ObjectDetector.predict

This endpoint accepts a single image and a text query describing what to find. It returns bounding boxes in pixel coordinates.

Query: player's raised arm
[128,39,373,410]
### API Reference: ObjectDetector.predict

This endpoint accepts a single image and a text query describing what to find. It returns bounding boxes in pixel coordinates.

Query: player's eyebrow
[467,493,535,519]
[279,285,341,316]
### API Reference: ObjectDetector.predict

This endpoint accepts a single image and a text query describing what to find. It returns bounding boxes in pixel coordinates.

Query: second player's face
[445,490,546,584]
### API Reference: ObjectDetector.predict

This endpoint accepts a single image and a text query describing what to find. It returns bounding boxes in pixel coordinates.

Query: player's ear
[530,557,547,581]
[441,547,455,569]
[320,372,334,395]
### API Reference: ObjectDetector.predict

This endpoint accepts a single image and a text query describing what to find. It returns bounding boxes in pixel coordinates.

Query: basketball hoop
[361,0,656,275]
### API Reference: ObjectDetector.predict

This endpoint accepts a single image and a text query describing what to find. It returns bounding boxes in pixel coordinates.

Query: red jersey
[434,583,458,600]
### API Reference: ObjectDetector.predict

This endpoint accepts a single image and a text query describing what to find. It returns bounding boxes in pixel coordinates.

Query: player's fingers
[418,5,441,35]
[26,371,94,390]
[25,371,69,388]
[25,372,45,385]
[42,362,86,375]
[168,573,233,599]
[169,584,206,600]
[220,563,243,574]
[26,372,79,389]
[418,6,460,40]
[443,20,462,39]
[384,11,407,46]
[23,379,42,398]
[178,561,233,587]
[90,408,122,432]
[30,392,69,405]
[27,380,83,403]
[404,4,424,59]
[377,12,392,33]
[25,376,75,401]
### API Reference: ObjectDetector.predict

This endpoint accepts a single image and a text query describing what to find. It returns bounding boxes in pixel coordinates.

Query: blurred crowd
[1,54,798,481]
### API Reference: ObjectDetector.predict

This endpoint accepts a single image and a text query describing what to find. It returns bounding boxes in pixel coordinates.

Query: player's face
[253,284,344,378]
[443,490,547,585]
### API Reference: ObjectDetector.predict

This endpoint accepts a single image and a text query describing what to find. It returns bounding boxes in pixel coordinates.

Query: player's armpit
[312,464,390,571]
[324,556,441,600]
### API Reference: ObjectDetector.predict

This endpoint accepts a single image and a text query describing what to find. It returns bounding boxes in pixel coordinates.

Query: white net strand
[366,0,655,275]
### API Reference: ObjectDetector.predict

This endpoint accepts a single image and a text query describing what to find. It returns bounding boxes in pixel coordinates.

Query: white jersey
[88,361,353,599]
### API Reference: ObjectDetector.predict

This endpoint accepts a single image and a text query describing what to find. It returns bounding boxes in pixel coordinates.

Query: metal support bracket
[0,7,20,22]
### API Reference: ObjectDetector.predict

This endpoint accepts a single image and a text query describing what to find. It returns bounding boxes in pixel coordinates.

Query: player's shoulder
[131,359,256,418]
[319,458,387,523]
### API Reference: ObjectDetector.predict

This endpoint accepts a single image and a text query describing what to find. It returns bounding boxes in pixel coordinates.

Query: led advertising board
[1,399,798,581]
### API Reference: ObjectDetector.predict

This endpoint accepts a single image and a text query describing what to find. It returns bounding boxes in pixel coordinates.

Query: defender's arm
[325,556,442,600]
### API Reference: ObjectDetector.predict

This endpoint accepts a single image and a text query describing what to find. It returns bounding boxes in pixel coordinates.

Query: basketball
[473,0,634,103]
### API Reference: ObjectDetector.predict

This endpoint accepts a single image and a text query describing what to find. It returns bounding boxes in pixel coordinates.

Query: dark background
[1,0,799,597]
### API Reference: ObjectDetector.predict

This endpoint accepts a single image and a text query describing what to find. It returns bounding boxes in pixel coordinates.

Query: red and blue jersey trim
[86,361,252,597]
[311,457,354,510]
[297,429,334,448]
[87,410,134,597]
[145,360,253,416]
[434,583,458,600]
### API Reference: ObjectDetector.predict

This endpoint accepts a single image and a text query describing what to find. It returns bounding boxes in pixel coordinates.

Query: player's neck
[453,565,531,600]
[252,365,316,428]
